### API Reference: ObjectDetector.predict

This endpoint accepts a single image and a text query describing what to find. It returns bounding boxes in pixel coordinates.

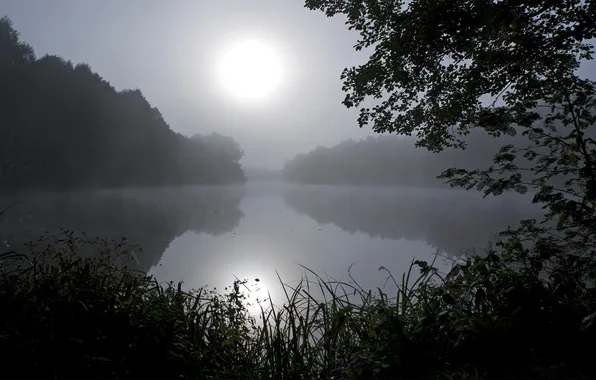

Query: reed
[0,233,594,379]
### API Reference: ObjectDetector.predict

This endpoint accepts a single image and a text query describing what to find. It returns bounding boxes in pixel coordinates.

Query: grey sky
[1,0,377,169]
[2,1,595,169]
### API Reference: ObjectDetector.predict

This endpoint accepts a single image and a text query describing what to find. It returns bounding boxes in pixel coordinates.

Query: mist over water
[0,183,544,304]
[0,11,564,306]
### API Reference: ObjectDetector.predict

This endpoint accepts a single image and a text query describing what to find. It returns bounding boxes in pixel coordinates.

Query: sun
[218,39,283,102]
[240,278,273,316]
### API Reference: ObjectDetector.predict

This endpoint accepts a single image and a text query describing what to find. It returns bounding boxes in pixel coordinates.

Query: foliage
[304,0,595,148]
[0,16,245,193]
[1,234,596,379]
[299,2,596,375]
[304,0,596,260]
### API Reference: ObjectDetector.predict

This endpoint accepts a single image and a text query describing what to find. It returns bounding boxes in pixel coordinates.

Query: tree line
[282,132,514,187]
[0,17,245,194]
[283,108,592,189]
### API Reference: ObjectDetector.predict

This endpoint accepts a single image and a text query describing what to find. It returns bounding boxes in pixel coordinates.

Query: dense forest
[282,132,512,187]
[0,17,245,193]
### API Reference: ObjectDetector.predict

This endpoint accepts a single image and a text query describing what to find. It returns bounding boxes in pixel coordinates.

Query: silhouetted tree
[305,0,596,256]
[0,17,246,193]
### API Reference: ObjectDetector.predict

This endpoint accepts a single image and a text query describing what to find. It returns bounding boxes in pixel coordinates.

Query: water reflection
[0,184,548,303]
[0,185,245,271]
[282,185,545,256]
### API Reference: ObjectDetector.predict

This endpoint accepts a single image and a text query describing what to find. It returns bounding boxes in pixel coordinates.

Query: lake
[0,183,543,306]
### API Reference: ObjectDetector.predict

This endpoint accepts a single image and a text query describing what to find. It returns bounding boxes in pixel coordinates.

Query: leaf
[499,144,514,153]
[581,312,596,331]
[474,288,486,307]
[466,181,478,190]
[121,297,133,306]
[442,293,455,305]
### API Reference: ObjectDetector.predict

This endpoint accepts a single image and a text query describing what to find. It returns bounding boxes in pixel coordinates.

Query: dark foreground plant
[1,233,595,379]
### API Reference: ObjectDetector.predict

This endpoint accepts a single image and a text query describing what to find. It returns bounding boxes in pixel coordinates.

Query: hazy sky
[2,1,595,169]
[1,0,378,169]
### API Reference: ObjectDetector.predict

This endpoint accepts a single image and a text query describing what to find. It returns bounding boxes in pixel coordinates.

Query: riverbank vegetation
[1,232,595,379]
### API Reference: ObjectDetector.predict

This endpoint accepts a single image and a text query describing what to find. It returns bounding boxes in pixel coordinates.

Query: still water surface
[0,183,542,304]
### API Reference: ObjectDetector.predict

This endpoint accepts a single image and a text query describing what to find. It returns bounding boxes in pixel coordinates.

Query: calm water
[0,183,543,304]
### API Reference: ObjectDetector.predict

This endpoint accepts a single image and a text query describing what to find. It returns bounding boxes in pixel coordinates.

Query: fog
[1,0,376,169]
[0,1,593,293]
[0,183,544,303]
[4,0,595,171]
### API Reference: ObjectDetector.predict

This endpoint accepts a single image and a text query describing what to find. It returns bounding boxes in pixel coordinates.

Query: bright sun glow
[218,39,283,102]
[243,279,272,316]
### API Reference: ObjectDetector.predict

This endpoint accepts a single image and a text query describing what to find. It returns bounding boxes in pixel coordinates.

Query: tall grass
[0,232,595,379]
